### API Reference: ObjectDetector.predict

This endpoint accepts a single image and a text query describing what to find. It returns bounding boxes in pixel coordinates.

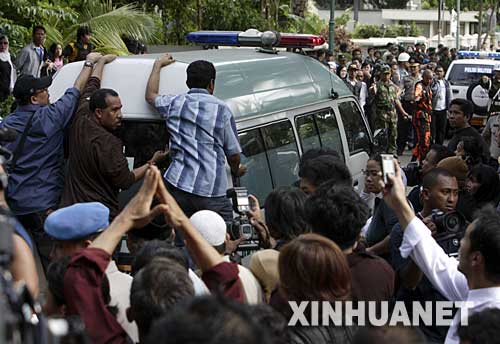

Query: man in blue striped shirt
[146,54,245,222]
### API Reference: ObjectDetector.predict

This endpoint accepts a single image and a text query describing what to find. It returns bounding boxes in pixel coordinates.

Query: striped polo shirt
[155,88,241,197]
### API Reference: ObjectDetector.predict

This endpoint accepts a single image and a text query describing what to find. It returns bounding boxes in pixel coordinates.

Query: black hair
[353,325,426,344]
[89,88,119,112]
[468,164,500,206]
[422,167,454,190]
[457,308,500,344]
[77,25,92,41]
[469,206,500,283]
[47,256,117,316]
[131,240,188,276]
[459,136,484,166]
[299,155,352,189]
[186,60,216,89]
[0,34,7,42]
[130,257,194,337]
[263,186,309,241]
[46,256,71,307]
[145,296,271,344]
[304,182,369,250]
[300,148,341,166]
[429,144,454,163]
[49,42,62,58]
[450,98,474,119]
[248,304,289,344]
[32,25,46,36]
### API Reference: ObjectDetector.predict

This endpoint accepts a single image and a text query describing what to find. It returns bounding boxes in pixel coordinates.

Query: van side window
[296,109,344,160]
[120,121,169,167]
[239,121,299,203]
[338,101,370,154]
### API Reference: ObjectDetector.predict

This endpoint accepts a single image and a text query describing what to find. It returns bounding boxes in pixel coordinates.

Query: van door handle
[353,180,359,187]
[452,90,459,94]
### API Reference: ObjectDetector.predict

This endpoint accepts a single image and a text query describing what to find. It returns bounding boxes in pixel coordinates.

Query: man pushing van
[146,53,246,222]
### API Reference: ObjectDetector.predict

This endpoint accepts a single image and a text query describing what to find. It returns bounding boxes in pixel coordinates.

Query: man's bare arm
[145,53,175,106]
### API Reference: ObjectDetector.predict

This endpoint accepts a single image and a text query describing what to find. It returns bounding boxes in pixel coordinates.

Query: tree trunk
[481,4,494,48]
[477,0,483,49]
[197,0,202,30]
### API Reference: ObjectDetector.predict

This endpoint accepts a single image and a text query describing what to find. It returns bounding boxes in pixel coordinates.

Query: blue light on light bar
[458,51,500,60]
[186,31,240,45]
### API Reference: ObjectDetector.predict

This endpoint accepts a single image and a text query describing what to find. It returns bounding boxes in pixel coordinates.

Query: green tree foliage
[202,0,267,31]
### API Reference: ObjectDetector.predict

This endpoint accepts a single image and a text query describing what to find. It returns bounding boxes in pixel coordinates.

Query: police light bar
[458,51,500,60]
[186,29,326,49]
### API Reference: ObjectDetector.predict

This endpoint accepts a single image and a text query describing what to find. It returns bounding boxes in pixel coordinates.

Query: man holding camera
[386,162,500,344]
[146,54,246,222]
[390,167,459,343]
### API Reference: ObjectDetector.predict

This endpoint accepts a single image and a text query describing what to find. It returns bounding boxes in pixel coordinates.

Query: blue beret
[44,202,110,240]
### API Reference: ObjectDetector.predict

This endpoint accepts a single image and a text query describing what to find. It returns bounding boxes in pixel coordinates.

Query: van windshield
[447,64,494,86]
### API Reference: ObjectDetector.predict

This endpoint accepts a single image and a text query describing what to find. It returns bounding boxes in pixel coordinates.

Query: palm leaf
[62,0,156,46]
[90,29,130,55]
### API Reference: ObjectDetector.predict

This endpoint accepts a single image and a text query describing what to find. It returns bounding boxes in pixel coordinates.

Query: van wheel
[466,82,489,116]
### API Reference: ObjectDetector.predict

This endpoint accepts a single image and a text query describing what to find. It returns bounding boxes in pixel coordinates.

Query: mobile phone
[380,154,395,184]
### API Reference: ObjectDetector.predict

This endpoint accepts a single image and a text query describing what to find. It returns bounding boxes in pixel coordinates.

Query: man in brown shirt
[61,54,165,218]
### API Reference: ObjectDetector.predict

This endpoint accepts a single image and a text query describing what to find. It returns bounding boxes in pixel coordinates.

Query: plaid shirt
[155,88,241,197]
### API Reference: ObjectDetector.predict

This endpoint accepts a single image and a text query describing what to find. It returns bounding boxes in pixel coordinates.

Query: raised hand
[157,53,175,67]
[86,52,102,63]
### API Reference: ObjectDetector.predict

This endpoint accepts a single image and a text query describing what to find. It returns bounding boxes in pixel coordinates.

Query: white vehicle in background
[445,51,500,127]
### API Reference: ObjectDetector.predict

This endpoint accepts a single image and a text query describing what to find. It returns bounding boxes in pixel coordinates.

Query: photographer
[405,144,454,213]
[390,167,459,343]
[384,160,500,344]
[246,186,309,301]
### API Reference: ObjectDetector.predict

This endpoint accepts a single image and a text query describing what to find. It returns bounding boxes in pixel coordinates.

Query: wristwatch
[84,60,94,68]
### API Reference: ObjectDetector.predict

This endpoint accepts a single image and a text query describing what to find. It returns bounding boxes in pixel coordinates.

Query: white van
[445,57,497,127]
[49,48,372,204]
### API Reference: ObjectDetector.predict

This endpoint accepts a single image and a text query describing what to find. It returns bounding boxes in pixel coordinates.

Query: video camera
[431,209,469,257]
[227,187,254,241]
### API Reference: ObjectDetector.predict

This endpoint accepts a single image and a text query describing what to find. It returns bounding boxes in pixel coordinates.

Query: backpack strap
[8,111,37,173]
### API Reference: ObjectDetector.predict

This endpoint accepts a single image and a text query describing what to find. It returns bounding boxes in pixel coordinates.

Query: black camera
[226,187,254,241]
[431,209,469,257]
[431,210,468,234]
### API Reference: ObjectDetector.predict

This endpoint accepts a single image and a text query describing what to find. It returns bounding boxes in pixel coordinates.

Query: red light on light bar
[279,34,326,48]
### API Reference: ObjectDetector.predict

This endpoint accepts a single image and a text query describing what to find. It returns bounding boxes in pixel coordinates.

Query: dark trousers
[17,210,52,272]
[397,100,415,154]
[167,183,233,248]
[431,109,448,145]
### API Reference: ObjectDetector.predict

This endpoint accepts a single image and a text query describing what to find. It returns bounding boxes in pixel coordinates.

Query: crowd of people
[1,22,500,344]
[316,42,500,167]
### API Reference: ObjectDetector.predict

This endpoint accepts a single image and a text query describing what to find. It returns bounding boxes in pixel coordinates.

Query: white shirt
[223,256,264,304]
[399,217,500,344]
[106,261,139,343]
[359,81,368,108]
[435,80,447,111]
[189,268,210,295]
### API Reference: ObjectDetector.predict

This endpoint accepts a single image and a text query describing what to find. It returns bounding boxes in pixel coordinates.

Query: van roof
[49,49,352,121]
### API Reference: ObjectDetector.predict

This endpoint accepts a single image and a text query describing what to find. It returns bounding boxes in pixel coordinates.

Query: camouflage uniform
[374,79,399,154]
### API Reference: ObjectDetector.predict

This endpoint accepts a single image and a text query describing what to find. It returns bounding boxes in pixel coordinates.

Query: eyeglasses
[0,42,8,45]
[362,169,382,177]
